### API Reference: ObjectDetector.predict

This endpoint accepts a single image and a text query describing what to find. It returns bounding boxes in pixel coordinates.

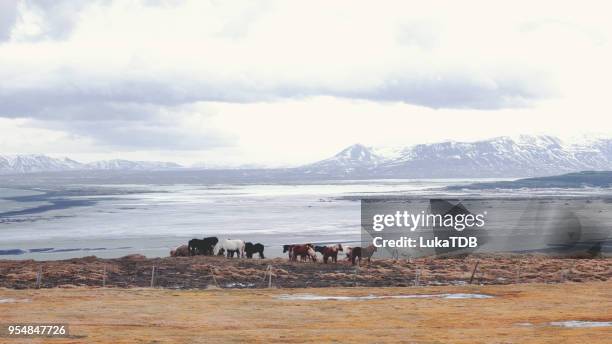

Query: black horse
[314,246,326,254]
[282,244,293,259]
[188,236,218,256]
[245,242,265,259]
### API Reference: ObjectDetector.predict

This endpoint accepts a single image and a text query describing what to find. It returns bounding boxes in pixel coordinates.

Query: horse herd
[170,237,377,265]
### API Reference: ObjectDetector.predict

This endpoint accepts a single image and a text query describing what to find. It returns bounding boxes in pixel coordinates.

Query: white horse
[214,239,245,258]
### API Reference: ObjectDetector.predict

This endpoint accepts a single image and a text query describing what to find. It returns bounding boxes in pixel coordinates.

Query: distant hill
[4,135,612,178]
[0,155,83,173]
[0,155,182,174]
[85,159,182,171]
[298,144,385,177]
[448,171,612,189]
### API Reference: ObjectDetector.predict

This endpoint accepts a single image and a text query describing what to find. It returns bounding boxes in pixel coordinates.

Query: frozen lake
[1,178,610,259]
[0,179,490,259]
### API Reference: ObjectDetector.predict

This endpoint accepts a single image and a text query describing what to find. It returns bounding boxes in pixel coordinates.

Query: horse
[350,245,377,265]
[188,236,218,256]
[170,244,189,257]
[320,244,343,264]
[283,245,294,259]
[343,245,353,260]
[214,239,245,258]
[291,244,317,262]
[314,246,326,255]
[362,245,377,263]
[245,242,265,259]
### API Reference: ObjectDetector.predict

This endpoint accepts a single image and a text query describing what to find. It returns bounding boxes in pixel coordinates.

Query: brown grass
[0,281,610,343]
[1,255,609,289]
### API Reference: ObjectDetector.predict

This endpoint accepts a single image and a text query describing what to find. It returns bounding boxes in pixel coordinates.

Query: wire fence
[0,255,608,290]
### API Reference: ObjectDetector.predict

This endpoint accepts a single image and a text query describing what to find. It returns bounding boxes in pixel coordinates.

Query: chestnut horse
[291,244,317,262]
[320,244,343,264]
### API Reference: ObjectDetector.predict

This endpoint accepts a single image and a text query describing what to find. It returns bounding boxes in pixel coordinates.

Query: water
[0,179,482,260]
[1,178,610,260]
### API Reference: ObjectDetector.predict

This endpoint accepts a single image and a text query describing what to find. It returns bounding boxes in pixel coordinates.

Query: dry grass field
[0,281,610,343]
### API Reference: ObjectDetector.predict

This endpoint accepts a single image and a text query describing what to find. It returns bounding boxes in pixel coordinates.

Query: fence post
[267,265,272,288]
[102,264,107,287]
[469,261,480,285]
[150,266,156,288]
[35,267,42,289]
[210,267,219,288]
[560,269,567,283]
[414,266,420,287]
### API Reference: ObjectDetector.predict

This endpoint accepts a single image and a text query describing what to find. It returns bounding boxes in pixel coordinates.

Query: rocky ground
[0,254,609,289]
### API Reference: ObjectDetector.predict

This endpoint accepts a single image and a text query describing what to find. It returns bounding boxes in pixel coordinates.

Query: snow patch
[276,293,493,301]
[0,298,31,304]
[549,321,612,328]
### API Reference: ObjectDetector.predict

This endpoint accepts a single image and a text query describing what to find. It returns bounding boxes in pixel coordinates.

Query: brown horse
[350,245,377,265]
[291,244,317,262]
[170,244,189,257]
[320,244,343,264]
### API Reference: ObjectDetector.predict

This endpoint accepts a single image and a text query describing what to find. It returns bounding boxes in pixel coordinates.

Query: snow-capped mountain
[0,155,83,173]
[85,159,182,171]
[299,144,385,176]
[0,155,182,174]
[299,135,612,178]
[3,135,612,177]
[379,135,586,178]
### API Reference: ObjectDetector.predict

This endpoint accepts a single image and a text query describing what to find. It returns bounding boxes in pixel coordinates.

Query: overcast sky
[1,0,611,166]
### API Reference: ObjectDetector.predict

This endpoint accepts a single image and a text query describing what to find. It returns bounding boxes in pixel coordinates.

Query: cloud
[40,118,231,150]
[0,2,19,41]
[0,0,573,113]
[340,73,550,109]
[7,0,109,42]
[0,0,610,160]
[19,101,233,150]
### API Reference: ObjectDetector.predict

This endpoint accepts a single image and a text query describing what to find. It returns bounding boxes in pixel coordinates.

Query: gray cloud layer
[0,2,18,41]
[0,0,579,152]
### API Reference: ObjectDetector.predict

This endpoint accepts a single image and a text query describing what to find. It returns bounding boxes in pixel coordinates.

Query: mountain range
[298,135,612,178]
[0,156,182,174]
[2,135,612,178]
